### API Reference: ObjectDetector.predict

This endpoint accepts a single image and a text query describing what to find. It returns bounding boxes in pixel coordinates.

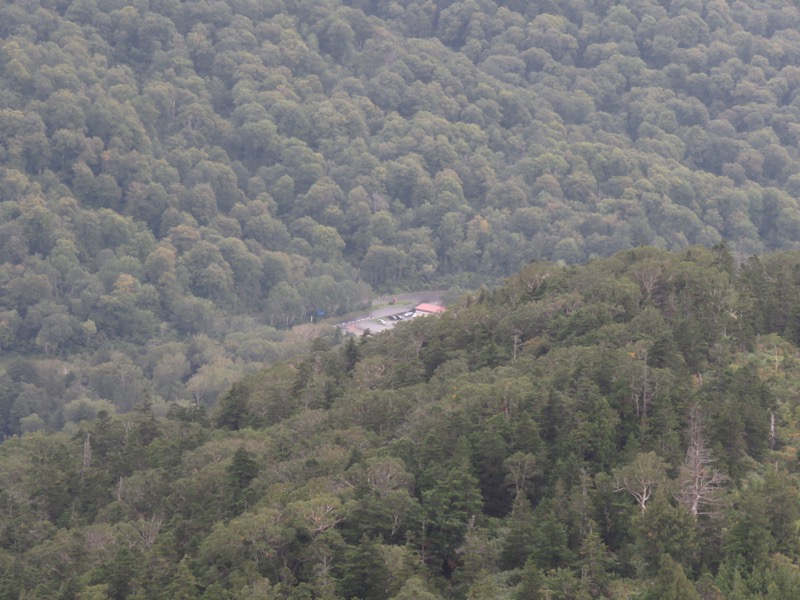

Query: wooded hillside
[4,0,800,432]
[4,246,800,599]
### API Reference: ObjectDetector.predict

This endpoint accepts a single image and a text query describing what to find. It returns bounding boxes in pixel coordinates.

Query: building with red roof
[415,303,446,314]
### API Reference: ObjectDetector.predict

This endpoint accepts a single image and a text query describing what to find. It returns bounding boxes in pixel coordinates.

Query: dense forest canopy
[5,246,800,598]
[4,0,800,430]
[6,1,800,598]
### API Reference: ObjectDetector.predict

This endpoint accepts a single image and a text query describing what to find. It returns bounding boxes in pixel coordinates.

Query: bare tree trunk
[769,410,776,450]
[676,403,727,517]
[82,433,92,470]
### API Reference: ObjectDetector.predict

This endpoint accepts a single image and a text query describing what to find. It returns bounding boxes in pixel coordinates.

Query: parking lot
[336,293,443,335]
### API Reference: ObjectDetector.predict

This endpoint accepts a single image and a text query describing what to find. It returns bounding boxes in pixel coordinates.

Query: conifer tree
[465,570,500,600]
[514,559,544,600]
[226,445,259,514]
[635,488,697,575]
[215,383,251,430]
[643,556,700,600]
[227,446,259,490]
[100,547,141,600]
[530,498,571,570]
[421,438,483,570]
[336,536,390,600]
[344,337,360,374]
[500,492,537,570]
[77,585,111,600]
[163,558,199,600]
[391,577,441,600]
[578,521,613,596]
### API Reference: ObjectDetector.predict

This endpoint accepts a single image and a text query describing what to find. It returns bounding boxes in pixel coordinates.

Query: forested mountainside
[4,246,800,599]
[5,0,800,431]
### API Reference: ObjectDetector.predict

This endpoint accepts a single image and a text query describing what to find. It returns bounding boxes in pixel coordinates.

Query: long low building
[415,303,446,315]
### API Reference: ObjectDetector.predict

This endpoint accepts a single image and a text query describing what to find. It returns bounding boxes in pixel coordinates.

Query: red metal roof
[415,303,446,314]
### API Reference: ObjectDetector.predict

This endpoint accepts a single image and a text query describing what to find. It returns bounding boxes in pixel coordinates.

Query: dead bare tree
[627,345,655,428]
[82,433,92,470]
[629,259,664,302]
[676,403,727,517]
[769,409,777,450]
[134,513,164,551]
[504,452,537,499]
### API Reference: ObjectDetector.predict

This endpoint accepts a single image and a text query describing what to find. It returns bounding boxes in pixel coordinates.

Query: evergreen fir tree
[643,556,700,600]
[336,536,390,600]
[77,585,111,600]
[344,337,360,374]
[514,559,544,600]
[215,383,251,430]
[635,487,697,575]
[163,558,199,600]
[100,547,142,600]
[227,446,259,489]
[578,521,613,596]
[500,493,536,570]
[465,570,500,600]
[391,577,442,600]
[226,445,259,514]
[421,438,483,571]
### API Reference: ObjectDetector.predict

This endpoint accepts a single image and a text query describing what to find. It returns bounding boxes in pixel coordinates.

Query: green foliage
[226,446,259,490]
[391,576,441,600]
[4,0,800,590]
[643,556,701,600]
[3,0,800,431]
[164,558,200,600]
[500,495,537,570]
[336,536,390,600]
[215,383,252,431]
[417,436,481,561]
[634,488,698,575]
[514,559,544,600]
[3,246,800,596]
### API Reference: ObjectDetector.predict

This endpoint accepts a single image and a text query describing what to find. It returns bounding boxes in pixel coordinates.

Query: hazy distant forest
[3,0,800,431]
[6,0,800,598]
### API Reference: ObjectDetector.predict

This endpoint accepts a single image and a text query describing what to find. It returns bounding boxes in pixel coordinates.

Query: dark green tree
[643,556,701,600]
[420,438,484,572]
[500,494,537,570]
[214,383,251,430]
[515,558,544,600]
[336,535,390,600]
[225,445,259,515]
[163,557,199,600]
